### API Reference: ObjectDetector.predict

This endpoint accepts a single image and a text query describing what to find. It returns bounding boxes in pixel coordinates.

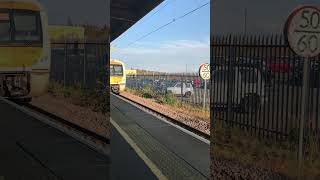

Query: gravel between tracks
[211,157,291,180]
[31,94,110,139]
[120,91,210,135]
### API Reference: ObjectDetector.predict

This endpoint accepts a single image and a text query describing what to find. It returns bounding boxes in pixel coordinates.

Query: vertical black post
[64,41,68,88]
[226,36,235,139]
[83,41,87,88]
[298,58,311,178]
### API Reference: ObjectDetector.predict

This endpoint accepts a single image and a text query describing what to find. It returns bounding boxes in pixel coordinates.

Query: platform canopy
[110,0,163,41]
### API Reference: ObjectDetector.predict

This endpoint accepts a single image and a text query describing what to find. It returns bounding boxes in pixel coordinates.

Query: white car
[212,66,267,113]
[166,82,194,97]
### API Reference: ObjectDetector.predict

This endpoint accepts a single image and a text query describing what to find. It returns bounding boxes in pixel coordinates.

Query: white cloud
[111,39,209,73]
[160,40,209,49]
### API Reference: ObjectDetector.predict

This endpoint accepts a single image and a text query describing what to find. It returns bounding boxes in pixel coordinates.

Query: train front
[110,59,126,94]
[0,0,50,102]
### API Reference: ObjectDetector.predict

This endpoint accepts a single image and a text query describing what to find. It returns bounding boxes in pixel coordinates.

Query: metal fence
[211,35,320,141]
[126,74,210,107]
[50,42,109,89]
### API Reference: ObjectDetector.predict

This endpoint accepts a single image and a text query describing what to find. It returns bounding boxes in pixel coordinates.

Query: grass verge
[48,81,108,114]
[212,117,320,179]
[125,85,209,121]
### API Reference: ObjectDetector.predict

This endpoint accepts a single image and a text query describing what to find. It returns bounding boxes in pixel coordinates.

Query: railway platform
[0,98,110,180]
[111,94,210,180]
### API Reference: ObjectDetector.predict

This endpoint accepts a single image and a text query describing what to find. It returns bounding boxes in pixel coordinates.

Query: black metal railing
[126,73,210,107]
[50,42,109,90]
[211,35,320,141]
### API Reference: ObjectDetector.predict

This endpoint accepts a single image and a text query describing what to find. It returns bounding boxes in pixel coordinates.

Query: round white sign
[199,63,210,80]
[285,5,320,58]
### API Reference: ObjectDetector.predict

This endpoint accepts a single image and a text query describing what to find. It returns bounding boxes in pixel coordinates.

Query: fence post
[63,41,67,88]
[226,43,235,138]
[165,73,167,94]
[83,41,87,88]
[135,73,138,89]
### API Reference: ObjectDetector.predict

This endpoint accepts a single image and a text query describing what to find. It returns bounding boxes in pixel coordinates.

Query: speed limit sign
[284,5,320,57]
[199,63,210,80]
[285,5,320,174]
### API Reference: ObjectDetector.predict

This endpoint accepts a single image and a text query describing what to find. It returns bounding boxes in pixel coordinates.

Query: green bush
[305,133,320,162]
[48,81,64,95]
[127,86,177,106]
[141,85,157,99]
[48,81,108,113]
[288,128,299,146]
[157,92,177,106]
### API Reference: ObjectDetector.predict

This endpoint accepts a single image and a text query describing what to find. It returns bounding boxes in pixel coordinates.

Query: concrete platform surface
[111,94,210,180]
[0,99,110,180]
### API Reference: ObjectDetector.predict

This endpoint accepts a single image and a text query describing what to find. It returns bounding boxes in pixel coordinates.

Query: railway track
[10,100,110,155]
[114,93,210,141]
[26,103,110,143]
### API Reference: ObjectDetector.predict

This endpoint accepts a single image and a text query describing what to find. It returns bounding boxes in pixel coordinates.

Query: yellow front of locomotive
[0,0,50,101]
[110,59,126,94]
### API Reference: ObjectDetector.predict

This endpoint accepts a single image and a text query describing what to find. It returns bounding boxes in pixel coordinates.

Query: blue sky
[111,0,210,73]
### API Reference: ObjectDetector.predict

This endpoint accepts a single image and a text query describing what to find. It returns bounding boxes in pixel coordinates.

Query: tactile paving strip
[111,105,207,180]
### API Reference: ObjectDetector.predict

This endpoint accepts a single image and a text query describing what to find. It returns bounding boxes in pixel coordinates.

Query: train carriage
[0,0,50,102]
[110,59,126,94]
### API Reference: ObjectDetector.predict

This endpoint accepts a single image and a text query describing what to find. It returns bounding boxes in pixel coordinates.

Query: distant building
[125,69,137,76]
[48,25,85,43]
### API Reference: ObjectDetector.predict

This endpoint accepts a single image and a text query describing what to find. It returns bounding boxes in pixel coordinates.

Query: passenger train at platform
[0,0,50,102]
[110,59,126,94]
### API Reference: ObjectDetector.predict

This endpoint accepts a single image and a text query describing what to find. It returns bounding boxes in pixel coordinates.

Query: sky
[212,0,319,35]
[111,0,210,73]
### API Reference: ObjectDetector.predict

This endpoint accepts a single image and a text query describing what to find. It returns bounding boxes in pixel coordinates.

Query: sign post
[199,63,211,111]
[284,5,320,179]
[203,79,207,110]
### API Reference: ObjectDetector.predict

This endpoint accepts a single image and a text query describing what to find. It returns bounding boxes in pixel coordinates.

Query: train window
[111,65,123,76]
[13,12,42,42]
[0,12,10,41]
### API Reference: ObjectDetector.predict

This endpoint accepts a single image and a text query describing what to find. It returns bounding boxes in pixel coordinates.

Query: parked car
[154,80,167,93]
[165,80,178,87]
[212,65,267,113]
[289,60,320,88]
[266,57,292,73]
[219,57,272,86]
[200,80,210,89]
[166,82,194,97]
[238,57,272,86]
[192,79,202,88]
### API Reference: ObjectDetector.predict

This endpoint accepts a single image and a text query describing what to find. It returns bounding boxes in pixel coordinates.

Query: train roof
[111,0,163,41]
[110,59,124,65]
[1,0,163,40]
[0,0,42,11]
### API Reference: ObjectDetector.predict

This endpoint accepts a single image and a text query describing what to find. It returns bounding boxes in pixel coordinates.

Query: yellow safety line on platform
[110,118,168,180]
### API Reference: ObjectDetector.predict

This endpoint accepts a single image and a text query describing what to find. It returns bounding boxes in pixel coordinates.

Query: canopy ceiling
[110,0,163,41]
